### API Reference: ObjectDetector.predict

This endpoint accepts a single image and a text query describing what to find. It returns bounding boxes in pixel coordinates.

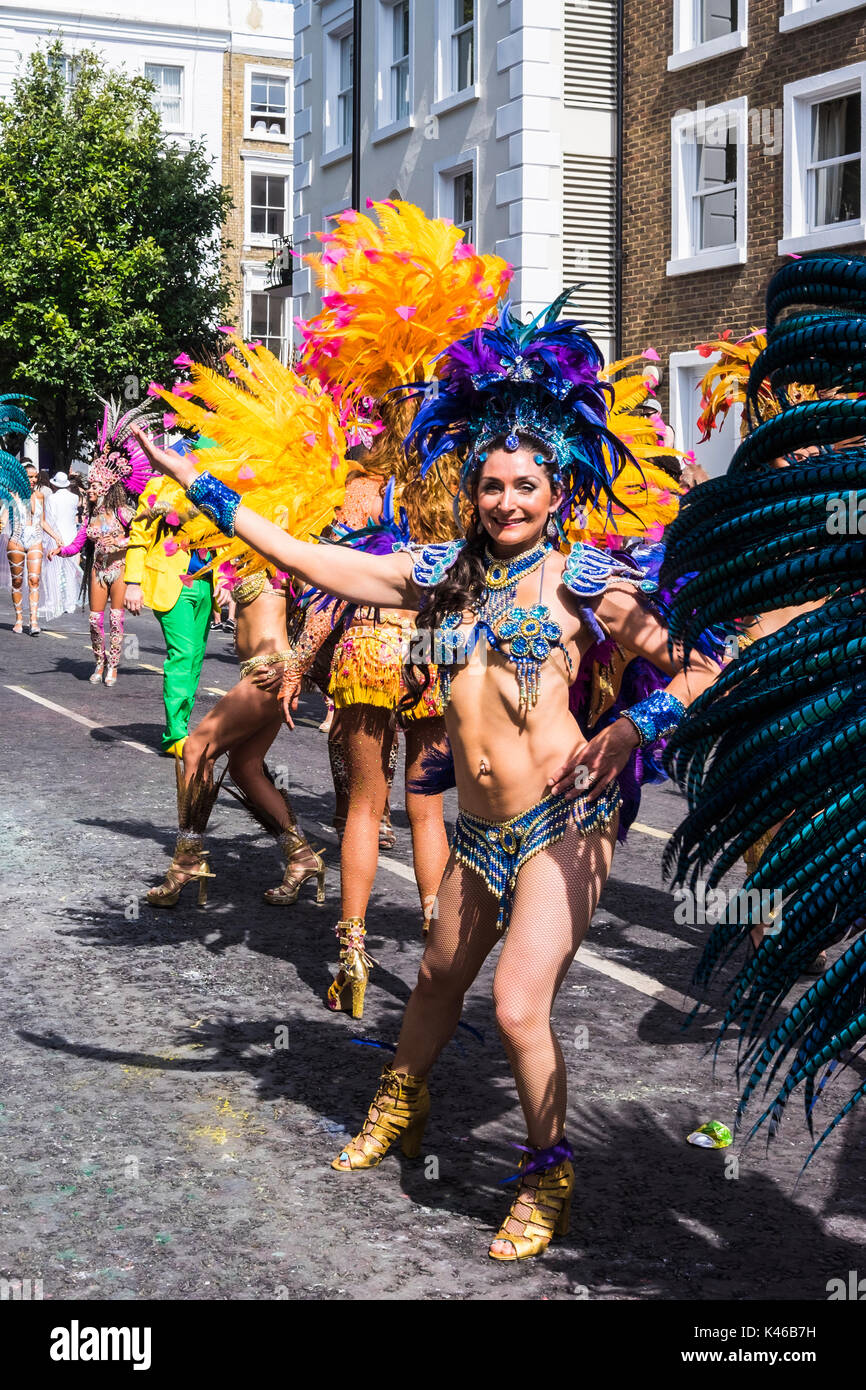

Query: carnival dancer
[123,467,215,754]
[39,471,83,624]
[284,198,512,1016]
[7,462,63,635]
[0,398,39,628]
[132,293,722,1262]
[662,253,866,1169]
[143,333,351,908]
[51,399,158,682]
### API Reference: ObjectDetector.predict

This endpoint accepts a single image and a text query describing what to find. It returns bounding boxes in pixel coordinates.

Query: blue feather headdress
[405,292,635,522]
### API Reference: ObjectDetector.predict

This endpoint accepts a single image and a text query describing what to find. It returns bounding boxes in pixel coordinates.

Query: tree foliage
[0,41,233,465]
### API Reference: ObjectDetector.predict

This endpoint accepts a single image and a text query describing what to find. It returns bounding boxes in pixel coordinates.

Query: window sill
[778,221,866,254]
[244,130,292,144]
[371,113,415,146]
[245,236,286,251]
[321,143,352,168]
[431,84,480,118]
[666,245,747,276]
[667,30,747,71]
[781,0,866,32]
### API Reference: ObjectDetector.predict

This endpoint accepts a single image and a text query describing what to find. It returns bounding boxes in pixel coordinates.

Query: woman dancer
[7,463,63,635]
[39,471,83,625]
[144,333,353,907]
[288,198,512,1015]
[133,295,722,1262]
[51,400,157,684]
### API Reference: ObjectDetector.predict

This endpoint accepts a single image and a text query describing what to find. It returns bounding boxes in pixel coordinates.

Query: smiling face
[474,443,562,555]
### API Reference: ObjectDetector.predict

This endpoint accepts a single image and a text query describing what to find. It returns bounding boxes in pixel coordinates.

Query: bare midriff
[235,587,290,664]
[441,558,598,820]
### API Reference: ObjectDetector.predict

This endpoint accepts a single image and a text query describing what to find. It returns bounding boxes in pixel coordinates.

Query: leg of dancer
[403,716,451,936]
[332,812,618,1262]
[88,570,110,683]
[104,568,127,687]
[147,673,322,908]
[8,540,25,633]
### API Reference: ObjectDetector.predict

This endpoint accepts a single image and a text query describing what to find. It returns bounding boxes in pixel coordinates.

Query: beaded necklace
[441,538,565,712]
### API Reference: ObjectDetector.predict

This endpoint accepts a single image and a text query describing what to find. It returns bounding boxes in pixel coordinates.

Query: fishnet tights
[392,810,619,1150]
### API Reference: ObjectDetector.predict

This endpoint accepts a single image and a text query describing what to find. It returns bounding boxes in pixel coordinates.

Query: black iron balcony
[265,235,294,296]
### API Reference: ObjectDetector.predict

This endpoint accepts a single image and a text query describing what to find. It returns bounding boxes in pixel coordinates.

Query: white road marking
[5,671,688,1010]
[41,631,67,640]
[576,946,695,1013]
[631,821,671,841]
[4,685,156,756]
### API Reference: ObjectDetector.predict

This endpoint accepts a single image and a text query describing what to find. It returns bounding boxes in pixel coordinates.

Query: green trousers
[155,579,213,749]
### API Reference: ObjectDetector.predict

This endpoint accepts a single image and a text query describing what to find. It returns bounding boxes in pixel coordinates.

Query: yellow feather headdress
[149,336,350,581]
[695,330,778,441]
[566,351,683,549]
[299,198,514,405]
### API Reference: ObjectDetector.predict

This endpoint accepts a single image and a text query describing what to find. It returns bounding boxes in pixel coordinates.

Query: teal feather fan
[660,254,866,1169]
[0,395,32,514]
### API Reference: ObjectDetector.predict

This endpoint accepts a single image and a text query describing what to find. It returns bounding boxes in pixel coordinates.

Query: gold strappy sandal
[331,1068,430,1170]
[326,918,376,1019]
[489,1142,574,1262]
[264,825,326,906]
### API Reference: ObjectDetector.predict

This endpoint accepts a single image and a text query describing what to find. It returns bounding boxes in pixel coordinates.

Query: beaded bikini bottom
[453,783,622,932]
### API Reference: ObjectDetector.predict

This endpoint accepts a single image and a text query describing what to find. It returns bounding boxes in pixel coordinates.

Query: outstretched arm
[130,428,416,610]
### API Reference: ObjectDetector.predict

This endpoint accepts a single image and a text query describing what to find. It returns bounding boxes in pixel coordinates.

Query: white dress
[39,488,83,621]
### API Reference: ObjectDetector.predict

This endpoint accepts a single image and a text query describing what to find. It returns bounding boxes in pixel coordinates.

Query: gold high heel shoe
[332,1068,430,1170]
[146,836,215,908]
[326,918,375,1019]
[488,1141,574,1262]
[264,825,326,906]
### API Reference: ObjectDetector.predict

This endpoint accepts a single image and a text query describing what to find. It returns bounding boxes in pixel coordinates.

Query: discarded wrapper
[686,1121,733,1149]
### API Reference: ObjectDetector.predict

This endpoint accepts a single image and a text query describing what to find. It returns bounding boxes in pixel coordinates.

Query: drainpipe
[615,0,624,359]
[351,0,362,210]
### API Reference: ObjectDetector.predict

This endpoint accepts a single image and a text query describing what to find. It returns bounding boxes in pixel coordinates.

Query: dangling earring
[546,514,558,542]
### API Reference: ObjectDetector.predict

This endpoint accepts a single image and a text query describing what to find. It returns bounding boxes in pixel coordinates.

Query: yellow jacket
[124,476,212,614]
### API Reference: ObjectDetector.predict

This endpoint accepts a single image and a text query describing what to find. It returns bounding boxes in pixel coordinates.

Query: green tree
[0,40,234,467]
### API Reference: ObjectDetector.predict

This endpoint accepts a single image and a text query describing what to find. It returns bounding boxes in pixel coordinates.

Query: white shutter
[564,0,617,111]
[561,153,616,341]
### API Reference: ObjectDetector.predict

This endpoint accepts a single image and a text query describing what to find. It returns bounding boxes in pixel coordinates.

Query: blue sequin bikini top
[407,538,651,712]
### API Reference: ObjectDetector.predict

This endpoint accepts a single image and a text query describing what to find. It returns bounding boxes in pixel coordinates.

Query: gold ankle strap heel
[489,1141,575,1262]
[264,825,326,906]
[146,838,215,909]
[332,1068,430,1171]
[326,918,375,1019]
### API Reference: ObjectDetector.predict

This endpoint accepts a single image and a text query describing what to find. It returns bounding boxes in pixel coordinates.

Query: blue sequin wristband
[186,472,241,538]
[620,691,686,747]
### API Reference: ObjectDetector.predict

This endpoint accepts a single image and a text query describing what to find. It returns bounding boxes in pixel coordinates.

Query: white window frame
[669,0,748,71]
[668,96,748,276]
[781,0,866,33]
[433,0,480,117]
[245,280,289,365]
[434,147,479,247]
[244,156,291,248]
[323,17,355,164]
[374,0,414,144]
[779,63,866,255]
[143,61,187,133]
[669,350,743,478]
[244,65,292,143]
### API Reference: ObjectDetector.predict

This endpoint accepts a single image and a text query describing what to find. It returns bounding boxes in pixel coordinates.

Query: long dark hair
[399,439,560,710]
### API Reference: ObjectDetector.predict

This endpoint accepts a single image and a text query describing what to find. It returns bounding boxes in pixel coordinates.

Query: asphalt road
[0,602,864,1302]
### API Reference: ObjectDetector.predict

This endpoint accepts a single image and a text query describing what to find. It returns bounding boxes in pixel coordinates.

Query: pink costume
[61,505,136,679]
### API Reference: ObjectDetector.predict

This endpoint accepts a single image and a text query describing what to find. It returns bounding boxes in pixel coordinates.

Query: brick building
[622,0,866,473]
[221,38,293,359]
